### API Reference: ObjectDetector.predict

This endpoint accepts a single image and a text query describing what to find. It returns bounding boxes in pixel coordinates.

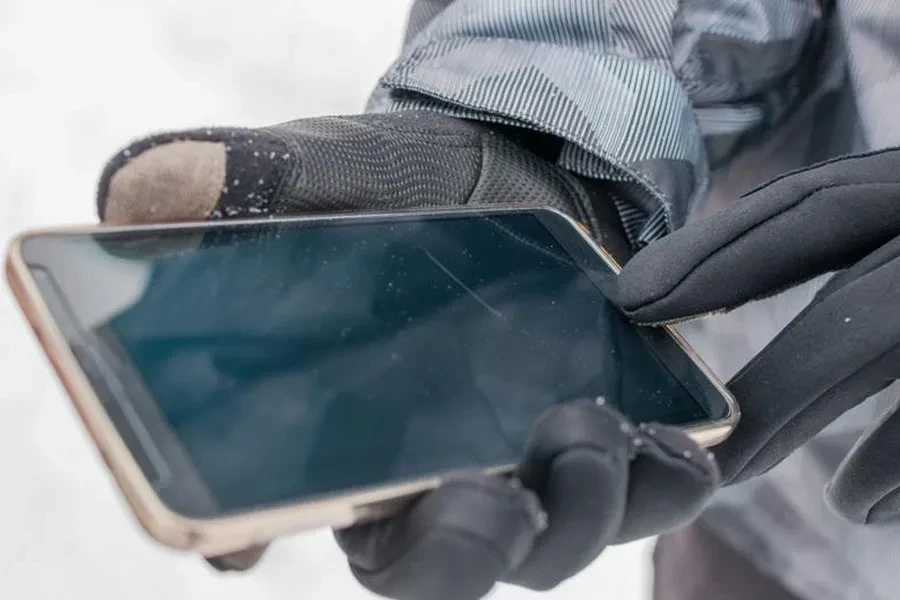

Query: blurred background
[0,1,652,597]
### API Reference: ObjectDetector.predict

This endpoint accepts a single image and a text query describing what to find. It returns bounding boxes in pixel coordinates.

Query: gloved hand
[97,111,719,599]
[618,148,900,524]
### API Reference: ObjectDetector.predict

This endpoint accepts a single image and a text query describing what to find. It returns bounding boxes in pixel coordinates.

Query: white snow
[0,1,653,597]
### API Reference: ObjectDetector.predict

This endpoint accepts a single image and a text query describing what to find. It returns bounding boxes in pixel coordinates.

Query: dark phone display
[25,212,718,517]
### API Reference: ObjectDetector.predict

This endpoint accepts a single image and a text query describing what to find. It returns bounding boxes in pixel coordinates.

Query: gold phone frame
[5,206,739,557]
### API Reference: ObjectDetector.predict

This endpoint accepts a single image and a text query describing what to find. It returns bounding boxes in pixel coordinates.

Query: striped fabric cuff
[367,37,708,245]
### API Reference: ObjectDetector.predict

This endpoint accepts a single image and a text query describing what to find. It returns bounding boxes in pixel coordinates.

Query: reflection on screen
[49,214,709,514]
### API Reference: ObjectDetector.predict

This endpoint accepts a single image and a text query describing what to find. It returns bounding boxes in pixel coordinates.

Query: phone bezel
[5,206,739,557]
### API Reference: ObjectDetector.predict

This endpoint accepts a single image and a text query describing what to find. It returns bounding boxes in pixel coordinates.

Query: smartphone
[6,206,738,556]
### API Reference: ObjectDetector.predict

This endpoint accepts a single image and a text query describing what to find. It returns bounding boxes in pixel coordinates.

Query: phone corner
[130,498,209,554]
[687,408,740,447]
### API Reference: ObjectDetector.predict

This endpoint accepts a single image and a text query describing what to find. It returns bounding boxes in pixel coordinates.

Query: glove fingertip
[615,424,719,543]
[97,127,291,225]
[615,238,718,325]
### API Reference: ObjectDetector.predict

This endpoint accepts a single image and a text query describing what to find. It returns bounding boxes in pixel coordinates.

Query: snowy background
[0,1,652,597]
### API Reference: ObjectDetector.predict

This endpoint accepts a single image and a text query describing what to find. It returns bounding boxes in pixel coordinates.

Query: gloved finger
[617,149,900,325]
[204,545,269,572]
[95,113,602,237]
[507,401,631,590]
[93,114,488,261]
[715,241,900,484]
[335,472,545,600]
[825,372,900,524]
[507,402,718,589]
[98,129,282,224]
[615,422,719,542]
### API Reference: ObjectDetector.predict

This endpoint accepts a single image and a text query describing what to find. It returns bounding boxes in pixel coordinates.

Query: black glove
[618,148,900,524]
[97,111,719,599]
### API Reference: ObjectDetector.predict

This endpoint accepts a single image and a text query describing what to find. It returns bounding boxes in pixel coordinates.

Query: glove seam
[626,181,898,319]
[339,114,485,148]
[735,147,900,200]
[469,131,594,230]
[244,126,296,211]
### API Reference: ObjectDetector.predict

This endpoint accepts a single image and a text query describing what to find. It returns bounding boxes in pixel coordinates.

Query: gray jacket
[367,1,900,599]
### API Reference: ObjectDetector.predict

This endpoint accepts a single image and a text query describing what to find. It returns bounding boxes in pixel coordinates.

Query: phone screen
[21,209,729,518]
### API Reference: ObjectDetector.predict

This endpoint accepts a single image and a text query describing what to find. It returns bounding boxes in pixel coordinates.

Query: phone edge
[5,230,510,557]
[542,207,740,447]
[5,206,739,556]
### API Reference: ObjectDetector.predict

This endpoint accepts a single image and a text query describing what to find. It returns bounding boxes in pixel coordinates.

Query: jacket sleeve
[367,0,836,246]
